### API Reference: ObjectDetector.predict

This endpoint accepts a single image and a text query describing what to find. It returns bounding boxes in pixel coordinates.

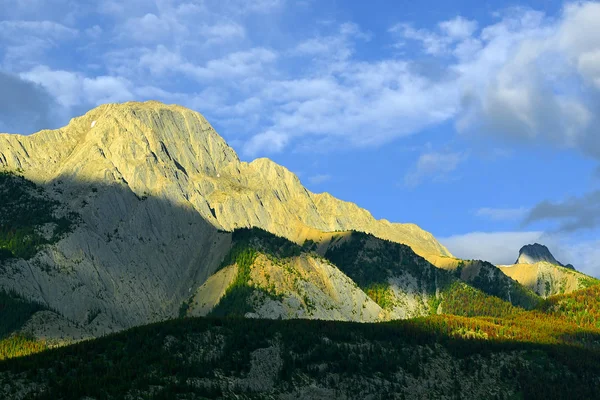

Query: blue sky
[2,0,600,275]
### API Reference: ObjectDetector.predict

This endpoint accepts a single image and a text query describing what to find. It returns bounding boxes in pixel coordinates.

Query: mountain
[515,243,571,267]
[498,243,597,297]
[2,101,600,399]
[0,101,456,338]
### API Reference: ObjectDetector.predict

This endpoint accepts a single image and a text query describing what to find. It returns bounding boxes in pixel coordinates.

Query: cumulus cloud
[404,151,466,187]
[244,130,289,156]
[241,3,600,155]
[20,66,133,108]
[390,16,478,56]
[5,1,600,160]
[550,237,600,277]
[439,16,478,39]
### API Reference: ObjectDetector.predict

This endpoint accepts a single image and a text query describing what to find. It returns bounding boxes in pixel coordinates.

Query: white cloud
[139,46,277,81]
[386,3,600,161]
[550,237,600,277]
[244,130,289,156]
[404,151,466,187]
[85,25,103,38]
[6,1,600,161]
[20,66,133,108]
[475,206,529,221]
[440,230,600,277]
[440,231,544,265]
[0,20,78,68]
[200,22,246,41]
[0,20,78,38]
[121,13,176,43]
[390,16,477,56]
[439,16,478,39]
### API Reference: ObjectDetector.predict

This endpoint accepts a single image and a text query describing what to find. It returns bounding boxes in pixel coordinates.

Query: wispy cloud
[475,206,529,221]
[404,150,467,187]
[307,174,331,185]
[5,1,600,162]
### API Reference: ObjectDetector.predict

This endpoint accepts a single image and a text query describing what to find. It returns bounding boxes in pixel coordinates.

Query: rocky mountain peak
[515,243,574,269]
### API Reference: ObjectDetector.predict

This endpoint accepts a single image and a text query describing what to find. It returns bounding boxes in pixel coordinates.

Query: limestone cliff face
[0,101,451,332]
[0,101,451,257]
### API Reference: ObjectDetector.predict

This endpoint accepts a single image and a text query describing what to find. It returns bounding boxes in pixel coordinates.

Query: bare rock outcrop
[0,101,451,334]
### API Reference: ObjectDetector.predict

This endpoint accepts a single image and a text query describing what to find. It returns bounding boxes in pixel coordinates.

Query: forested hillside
[1,314,600,399]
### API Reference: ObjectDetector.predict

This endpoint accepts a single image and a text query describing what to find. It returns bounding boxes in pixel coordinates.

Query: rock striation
[0,101,452,333]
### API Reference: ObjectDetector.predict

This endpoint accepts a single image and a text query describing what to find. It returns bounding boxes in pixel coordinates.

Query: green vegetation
[301,238,317,252]
[210,228,289,317]
[229,227,302,259]
[0,335,47,361]
[324,231,453,310]
[466,261,540,309]
[0,289,47,339]
[1,228,600,398]
[364,283,395,310]
[441,282,520,318]
[0,289,50,361]
[538,285,600,328]
[578,276,599,289]
[0,171,77,261]
[1,315,600,399]
[209,247,259,317]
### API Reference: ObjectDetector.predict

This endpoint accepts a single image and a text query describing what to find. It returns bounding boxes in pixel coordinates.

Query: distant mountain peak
[515,243,574,269]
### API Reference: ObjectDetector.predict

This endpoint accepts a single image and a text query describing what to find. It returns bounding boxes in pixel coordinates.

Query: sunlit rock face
[0,101,451,334]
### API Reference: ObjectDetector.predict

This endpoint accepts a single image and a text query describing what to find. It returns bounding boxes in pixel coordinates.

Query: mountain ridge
[0,101,452,258]
[0,100,454,336]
